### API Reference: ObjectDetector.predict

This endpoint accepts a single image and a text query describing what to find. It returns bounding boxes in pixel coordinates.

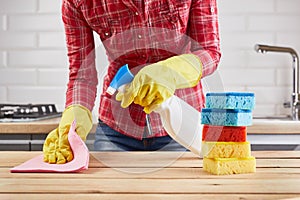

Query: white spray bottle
[106,64,203,156]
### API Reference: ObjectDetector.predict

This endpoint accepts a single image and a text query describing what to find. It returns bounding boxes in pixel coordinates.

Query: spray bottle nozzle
[106,64,134,95]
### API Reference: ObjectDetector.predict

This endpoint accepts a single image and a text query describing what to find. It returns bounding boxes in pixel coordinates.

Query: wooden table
[0,151,300,200]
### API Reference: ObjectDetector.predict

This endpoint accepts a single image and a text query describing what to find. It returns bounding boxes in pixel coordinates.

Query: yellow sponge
[203,157,256,175]
[201,141,251,158]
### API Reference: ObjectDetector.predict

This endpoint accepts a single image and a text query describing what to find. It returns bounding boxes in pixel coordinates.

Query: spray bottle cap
[106,64,134,95]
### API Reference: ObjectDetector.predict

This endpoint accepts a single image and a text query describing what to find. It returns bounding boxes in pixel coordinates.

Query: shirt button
[105,32,110,36]
[211,7,215,13]
[137,34,142,39]
[135,12,139,16]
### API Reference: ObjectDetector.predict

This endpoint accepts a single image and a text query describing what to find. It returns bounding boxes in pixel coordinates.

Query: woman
[43,0,221,164]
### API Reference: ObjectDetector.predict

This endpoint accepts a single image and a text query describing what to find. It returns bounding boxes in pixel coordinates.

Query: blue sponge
[201,108,252,126]
[205,92,255,110]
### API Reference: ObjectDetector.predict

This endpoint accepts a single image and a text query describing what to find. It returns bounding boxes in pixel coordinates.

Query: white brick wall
[0,87,7,102]
[217,0,300,117]
[276,0,300,13]
[38,0,62,13]
[0,0,299,118]
[0,51,5,67]
[0,32,36,48]
[38,33,65,48]
[8,50,68,67]
[0,0,37,13]
[1,15,6,31]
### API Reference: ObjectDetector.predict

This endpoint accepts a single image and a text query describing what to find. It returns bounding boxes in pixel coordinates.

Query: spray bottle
[106,64,203,156]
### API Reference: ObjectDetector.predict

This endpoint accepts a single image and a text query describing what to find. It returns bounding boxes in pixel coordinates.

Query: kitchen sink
[249,116,300,134]
[253,115,292,120]
[248,115,300,151]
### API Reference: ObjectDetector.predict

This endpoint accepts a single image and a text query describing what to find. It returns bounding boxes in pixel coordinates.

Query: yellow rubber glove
[116,54,202,113]
[43,105,93,164]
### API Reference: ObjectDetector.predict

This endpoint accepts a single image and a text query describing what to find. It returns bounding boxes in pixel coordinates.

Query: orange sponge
[202,125,247,142]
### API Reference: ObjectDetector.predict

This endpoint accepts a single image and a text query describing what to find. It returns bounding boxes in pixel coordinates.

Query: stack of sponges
[201,92,256,175]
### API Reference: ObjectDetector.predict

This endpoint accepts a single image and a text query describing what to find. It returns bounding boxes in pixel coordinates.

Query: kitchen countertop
[0,151,300,199]
[0,117,299,134]
[249,118,300,134]
[0,117,97,134]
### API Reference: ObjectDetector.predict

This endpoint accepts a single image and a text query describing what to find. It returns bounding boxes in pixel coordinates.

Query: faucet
[255,44,300,121]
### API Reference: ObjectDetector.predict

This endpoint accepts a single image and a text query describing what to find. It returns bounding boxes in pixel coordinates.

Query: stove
[0,104,62,122]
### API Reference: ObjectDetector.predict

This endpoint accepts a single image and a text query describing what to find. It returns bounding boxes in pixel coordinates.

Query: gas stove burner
[0,104,62,122]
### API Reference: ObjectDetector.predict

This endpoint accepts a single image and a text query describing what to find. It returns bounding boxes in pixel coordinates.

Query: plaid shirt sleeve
[62,0,98,111]
[188,0,221,77]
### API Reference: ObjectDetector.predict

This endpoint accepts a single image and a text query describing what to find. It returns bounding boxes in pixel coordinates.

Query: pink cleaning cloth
[10,120,89,173]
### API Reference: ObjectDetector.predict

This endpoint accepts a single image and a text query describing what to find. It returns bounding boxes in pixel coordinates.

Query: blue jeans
[94,120,187,152]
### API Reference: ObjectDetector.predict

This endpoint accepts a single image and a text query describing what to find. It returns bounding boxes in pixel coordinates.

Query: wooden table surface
[0,151,300,200]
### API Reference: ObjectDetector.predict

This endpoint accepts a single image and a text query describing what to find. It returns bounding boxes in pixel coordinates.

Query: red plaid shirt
[62,0,221,140]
